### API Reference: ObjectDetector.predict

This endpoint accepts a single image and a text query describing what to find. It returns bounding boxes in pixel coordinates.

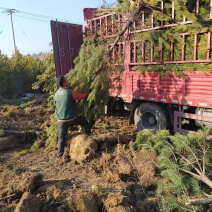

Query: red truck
[51,0,212,134]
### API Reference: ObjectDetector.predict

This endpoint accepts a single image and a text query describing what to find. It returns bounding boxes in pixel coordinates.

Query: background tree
[0,52,10,98]
[0,50,44,99]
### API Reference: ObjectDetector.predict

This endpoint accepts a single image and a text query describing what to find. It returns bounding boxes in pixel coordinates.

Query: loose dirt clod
[14,192,42,212]
[66,193,98,212]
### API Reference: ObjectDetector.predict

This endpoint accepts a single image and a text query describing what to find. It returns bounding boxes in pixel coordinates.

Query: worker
[54,75,91,158]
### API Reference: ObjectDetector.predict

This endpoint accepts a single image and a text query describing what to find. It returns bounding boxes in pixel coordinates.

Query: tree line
[0,50,45,99]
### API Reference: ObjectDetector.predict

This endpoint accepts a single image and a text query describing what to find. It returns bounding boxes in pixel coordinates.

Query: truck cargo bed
[110,71,212,109]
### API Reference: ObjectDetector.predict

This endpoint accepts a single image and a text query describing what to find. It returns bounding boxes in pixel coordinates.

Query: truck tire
[134,102,170,132]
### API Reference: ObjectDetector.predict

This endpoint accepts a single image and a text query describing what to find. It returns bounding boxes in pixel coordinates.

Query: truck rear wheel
[134,102,170,132]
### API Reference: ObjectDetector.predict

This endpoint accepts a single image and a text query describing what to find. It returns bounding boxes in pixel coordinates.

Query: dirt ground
[0,94,159,212]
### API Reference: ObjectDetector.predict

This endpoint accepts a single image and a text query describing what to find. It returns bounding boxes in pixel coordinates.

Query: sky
[0,0,116,57]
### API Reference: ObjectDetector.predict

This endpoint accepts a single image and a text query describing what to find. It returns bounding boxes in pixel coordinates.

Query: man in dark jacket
[54,76,91,158]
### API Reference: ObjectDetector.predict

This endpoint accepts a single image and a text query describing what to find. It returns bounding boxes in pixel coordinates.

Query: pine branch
[175,151,212,187]
[163,139,178,162]
[179,166,212,189]
[201,134,211,176]
[176,152,202,176]
[185,142,203,173]
[107,4,146,57]
[178,167,201,181]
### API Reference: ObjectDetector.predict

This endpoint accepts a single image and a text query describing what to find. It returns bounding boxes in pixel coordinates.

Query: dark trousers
[57,116,91,157]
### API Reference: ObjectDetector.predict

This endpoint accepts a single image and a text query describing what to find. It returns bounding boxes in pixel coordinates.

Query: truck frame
[51,0,212,134]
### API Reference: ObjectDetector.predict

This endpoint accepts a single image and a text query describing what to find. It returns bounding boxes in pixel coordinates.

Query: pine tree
[32,53,58,149]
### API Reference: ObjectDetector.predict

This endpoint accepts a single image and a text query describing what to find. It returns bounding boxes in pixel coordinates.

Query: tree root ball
[69,134,98,164]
